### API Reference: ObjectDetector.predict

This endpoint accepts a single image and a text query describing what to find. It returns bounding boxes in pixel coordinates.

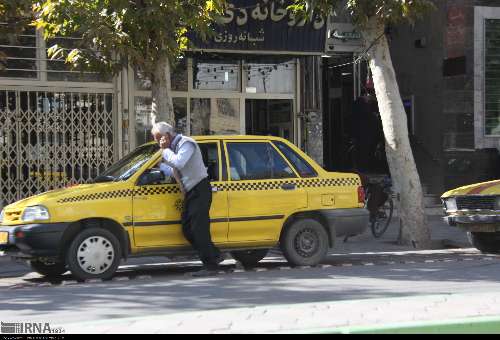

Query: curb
[59,292,500,334]
[307,315,500,334]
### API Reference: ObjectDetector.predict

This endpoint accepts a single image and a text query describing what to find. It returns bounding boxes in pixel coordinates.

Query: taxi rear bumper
[319,208,370,240]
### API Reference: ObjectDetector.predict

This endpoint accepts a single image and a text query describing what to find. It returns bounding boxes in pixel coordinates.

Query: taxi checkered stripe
[297,178,360,188]
[228,181,293,191]
[56,177,361,203]
[57,189,135,203]
[134,186,181,196]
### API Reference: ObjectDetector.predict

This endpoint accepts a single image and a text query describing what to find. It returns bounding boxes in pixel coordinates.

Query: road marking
[112,277,130,282]
[136,275,152,280]
[85,279,103,284]
[4,251,500,290]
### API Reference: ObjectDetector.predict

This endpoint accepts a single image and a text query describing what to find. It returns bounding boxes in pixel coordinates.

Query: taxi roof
[145,135,290,144]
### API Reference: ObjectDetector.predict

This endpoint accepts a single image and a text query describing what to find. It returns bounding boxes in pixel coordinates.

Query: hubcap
[294,228,319,258]
[77,236,115,275]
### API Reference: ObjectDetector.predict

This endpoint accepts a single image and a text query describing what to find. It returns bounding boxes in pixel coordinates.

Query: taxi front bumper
[0,222,70,258]
[444,214,500,226]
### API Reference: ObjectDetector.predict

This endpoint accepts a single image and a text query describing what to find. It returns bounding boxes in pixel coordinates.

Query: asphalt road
[2,215,497,332]
[1,248,500,327]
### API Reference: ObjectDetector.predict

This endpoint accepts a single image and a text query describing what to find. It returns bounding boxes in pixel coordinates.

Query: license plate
[0,232,8,245]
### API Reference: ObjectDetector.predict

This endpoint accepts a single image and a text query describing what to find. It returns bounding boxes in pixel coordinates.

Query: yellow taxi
[0,136,368,280]
[442,179,500,254]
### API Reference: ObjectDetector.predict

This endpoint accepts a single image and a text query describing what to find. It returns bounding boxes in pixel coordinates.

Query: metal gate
[0,89,116,208]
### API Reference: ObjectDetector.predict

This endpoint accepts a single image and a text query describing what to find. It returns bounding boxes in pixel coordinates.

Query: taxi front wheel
[280,219,329,267]
[66,228,122,281]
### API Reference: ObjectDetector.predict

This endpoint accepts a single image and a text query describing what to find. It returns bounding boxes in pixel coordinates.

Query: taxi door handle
[281,183,296,191]
[135,196,148,200]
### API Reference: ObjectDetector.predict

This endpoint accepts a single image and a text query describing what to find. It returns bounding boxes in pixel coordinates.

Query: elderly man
[151,122,222,277]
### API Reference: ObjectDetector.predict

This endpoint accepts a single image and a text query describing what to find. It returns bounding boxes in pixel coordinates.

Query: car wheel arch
[280,211,335,248]
[60,218,130,261]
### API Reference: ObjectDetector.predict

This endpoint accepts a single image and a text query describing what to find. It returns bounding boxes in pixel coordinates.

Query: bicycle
[365,176,394,238]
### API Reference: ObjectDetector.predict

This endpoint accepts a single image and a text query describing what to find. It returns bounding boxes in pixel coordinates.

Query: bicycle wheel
[370,197,394,238]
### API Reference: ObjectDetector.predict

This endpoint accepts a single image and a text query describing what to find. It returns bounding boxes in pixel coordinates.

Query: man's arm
[159,163,174,178]
[159,162,184,193]
[162,141,195,170]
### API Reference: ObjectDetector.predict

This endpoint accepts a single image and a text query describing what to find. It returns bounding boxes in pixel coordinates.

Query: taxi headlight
[0,209,4,224]
[22,206,50,222]
[445,198,457,212]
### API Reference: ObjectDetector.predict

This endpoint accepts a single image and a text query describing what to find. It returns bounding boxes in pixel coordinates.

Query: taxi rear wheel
[280,219,329,267]
[231,249,268,268]
[29,261,67,278]
[66,228,122,281]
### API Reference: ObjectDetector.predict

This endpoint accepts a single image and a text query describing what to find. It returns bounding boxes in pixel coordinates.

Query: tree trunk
[150,57,174,125]
[363,21,431,249]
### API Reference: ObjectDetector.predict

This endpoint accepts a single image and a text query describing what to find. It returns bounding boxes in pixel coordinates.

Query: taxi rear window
[273,141,317,178]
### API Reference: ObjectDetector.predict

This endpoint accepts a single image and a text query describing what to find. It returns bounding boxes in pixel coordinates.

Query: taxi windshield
[95,143,160,182]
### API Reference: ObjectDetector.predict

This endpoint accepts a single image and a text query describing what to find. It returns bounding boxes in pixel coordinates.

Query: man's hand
[159,135,170,150]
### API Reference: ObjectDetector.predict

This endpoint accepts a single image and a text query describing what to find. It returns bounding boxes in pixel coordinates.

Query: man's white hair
[151,122,176,136]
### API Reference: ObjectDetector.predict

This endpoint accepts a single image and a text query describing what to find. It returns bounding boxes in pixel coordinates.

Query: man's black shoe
[215,254,225,265]
[191,268,218,277]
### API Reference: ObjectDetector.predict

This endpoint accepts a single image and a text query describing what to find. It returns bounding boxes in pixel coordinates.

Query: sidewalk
[333,212,469,254]
[61,292,500,333]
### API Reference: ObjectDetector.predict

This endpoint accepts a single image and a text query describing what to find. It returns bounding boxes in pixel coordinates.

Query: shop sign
[325,22,363,53]
[190,0,327,54]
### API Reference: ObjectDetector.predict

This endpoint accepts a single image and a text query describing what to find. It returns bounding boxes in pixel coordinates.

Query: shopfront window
[135,97,188,146]
[485,19,500,136]
[190,98,240,136]
[134,58,187,91]
[0,26,37,78]
[245,58,295,94]
[193,57,240,91]
[173,98,188,134]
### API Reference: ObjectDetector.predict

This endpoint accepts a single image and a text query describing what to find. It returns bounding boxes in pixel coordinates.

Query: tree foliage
[34,0,226,75]
[291,0,435,28]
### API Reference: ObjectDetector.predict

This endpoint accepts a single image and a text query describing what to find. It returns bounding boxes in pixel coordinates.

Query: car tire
[29,260,67,278]
[231,249,268,268]
[468,232,500,254]
[66,228,122,281]
[280,218,329,267]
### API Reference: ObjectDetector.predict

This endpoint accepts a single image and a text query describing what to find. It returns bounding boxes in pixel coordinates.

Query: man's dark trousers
[181,177,221,270]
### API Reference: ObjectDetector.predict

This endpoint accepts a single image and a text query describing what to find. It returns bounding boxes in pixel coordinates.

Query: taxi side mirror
[138,169,165,186]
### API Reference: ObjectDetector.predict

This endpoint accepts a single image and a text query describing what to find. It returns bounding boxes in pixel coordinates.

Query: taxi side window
[227,142,296,180]
[198,143,219,182]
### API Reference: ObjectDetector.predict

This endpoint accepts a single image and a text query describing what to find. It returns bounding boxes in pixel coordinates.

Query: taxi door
[224,140,307,243]
[133,141,228,248]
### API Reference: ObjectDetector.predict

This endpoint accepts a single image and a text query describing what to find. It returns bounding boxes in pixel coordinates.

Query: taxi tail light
[15,231,25,239]
[357,186,365,204]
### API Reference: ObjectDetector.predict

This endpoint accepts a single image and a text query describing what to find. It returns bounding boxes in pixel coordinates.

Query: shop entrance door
[0,89,116,208]
[245,99,293,142]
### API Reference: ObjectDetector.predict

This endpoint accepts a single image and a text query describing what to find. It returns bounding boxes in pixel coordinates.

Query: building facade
[0,0,325,208]
[387,0,500,195]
